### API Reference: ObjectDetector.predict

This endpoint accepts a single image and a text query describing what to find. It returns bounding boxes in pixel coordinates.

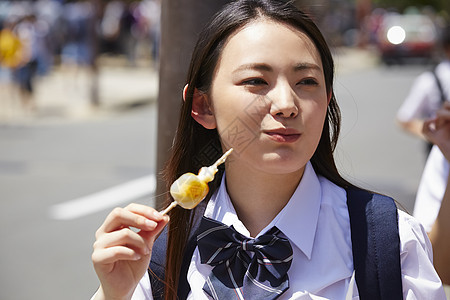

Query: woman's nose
[269,83,299,118]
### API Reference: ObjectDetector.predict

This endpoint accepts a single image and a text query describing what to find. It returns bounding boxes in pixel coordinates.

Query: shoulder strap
[148,226,168,300]
[178,212,204,298]
[149,203,207,299]
[432,66,446,103]
[346,188,403,300]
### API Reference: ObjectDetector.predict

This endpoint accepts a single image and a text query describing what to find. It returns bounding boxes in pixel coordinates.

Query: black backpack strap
[149,226,168,300]
[149,202,207,299]
[178,213,204,299]
[346,188,403,299]
[425,66,446,153]
[432,66,446,103]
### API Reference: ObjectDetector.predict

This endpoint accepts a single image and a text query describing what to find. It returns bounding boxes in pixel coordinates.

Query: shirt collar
[204,161,322,260]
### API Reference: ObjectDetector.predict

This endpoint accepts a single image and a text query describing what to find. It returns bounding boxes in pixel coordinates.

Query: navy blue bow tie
[197,216,293,299]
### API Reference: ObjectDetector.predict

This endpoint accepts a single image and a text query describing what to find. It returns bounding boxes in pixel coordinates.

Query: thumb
[422,118,436,143]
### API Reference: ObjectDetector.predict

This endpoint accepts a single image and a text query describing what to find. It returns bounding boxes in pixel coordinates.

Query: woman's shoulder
[317,175,347,204]
[397,209,433,259]
[316,176,350,219]
[437,60,450,76]
[398,209,426,229]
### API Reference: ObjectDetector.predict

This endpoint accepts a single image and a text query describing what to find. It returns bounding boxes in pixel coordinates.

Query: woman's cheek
[215,115,261,155]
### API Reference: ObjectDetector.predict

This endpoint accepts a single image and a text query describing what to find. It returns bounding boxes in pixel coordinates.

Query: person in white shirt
[91,1,446,299]
[414,102,450,286]
[396,25,450,147]
[398,24,450,290]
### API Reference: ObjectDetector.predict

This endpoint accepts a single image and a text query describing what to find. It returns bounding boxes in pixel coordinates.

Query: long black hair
[161,1,353,298]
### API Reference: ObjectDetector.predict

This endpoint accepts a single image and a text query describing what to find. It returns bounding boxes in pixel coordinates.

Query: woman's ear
[189,87,216,129]
[182,84,189,102]
[327,91,332,105]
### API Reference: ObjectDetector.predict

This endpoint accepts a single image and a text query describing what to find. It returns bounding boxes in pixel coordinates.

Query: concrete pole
[155,1,231,207]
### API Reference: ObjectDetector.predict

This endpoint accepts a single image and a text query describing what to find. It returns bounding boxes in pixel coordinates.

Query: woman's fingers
[92,245,144,266]
[423,118,436,139]
[98,203,167,235]
[423,103,450,142]
[435,106,450,128]
[91,203,170,300]
[93,203,170,266]
[94,227,151,256]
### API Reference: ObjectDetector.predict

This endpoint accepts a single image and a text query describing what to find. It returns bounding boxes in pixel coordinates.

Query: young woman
[91,1,446,299]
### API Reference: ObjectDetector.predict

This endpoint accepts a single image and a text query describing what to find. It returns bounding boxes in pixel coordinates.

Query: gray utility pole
[156,1,231,208]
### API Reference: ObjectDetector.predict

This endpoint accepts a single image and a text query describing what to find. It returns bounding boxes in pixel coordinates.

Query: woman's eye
[298,78,318,86]
[241,78,267,85]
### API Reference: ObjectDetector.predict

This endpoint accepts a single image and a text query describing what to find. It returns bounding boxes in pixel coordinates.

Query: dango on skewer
[160,148,233,215]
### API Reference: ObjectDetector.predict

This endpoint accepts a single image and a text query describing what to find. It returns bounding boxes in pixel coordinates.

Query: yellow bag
[0,29,23,68]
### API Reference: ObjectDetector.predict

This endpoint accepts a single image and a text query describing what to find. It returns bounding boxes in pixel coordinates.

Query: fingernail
[145,219,157,229]
[133,254,142,260]
[153,211,163,218]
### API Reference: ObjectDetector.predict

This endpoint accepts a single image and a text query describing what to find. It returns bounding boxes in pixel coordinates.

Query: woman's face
[206,19,329,175]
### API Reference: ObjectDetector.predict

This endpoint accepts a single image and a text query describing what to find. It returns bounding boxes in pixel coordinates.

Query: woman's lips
[264,129,301,143]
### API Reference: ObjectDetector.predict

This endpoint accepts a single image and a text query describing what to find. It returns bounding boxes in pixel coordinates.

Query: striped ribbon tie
[197,216,293,299]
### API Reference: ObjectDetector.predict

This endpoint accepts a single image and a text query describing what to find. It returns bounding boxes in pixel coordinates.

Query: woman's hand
[91,203,169,300]
[423,102,450,161]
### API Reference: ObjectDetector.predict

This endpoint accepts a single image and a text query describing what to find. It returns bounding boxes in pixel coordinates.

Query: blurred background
[0,0,449,299]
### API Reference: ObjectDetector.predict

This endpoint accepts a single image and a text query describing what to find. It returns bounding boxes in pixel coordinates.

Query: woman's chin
[257,153,307,175]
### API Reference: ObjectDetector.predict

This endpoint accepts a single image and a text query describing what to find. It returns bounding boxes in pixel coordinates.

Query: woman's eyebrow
[232,63,273,74]
[293,62,321,71]
[232,62,321,74]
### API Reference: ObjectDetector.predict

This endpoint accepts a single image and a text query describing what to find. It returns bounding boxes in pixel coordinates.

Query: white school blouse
[133,162,446,299]
[413,145,450,233]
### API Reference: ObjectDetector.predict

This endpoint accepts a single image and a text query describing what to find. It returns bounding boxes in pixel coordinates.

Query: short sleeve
[397,72,441,122]
[398,210,446,299]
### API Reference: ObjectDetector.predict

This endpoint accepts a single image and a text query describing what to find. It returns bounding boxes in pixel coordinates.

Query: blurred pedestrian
[0,19,23,70]
[0,18,23,119]
[12,14,40,113]
[60,1,92,67]
[120,3,138,66]
[141,0,160,66]
[59,1,94,102]
[130,0,160,67]
[414,102,450,291]
[91,1,445,299]
[100,0,125,54]
[396,25,450,157]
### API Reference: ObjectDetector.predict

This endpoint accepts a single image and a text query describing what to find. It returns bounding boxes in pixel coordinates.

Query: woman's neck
[224,162,304,237]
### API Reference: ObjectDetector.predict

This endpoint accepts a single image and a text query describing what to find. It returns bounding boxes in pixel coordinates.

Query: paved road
[0,61,429,299]
[335,63,426,213]
[0,104,158,300]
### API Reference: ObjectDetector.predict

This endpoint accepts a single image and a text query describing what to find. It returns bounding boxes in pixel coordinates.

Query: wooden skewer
[160,201,178,215]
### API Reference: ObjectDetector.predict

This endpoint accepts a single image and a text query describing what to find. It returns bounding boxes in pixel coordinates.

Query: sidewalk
[333,46,380,75]
[0,56,159,124]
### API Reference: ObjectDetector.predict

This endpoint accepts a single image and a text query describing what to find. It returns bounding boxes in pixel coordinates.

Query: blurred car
[377,13,437,64]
